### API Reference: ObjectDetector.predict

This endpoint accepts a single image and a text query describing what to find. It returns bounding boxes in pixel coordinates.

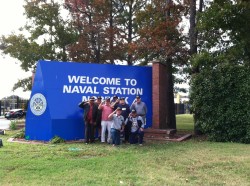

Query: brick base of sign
[144,128,192,142]
[152,62,168,129]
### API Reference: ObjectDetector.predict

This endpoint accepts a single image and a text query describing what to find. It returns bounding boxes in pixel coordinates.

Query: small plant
[12,129,25,139]
[50,135,65,144]
[10,120,17,130]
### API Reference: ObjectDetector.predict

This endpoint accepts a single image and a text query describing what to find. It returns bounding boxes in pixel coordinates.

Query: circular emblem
[30,93,47,116]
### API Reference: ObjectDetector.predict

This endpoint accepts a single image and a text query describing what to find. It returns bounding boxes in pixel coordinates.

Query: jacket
[79,101,98,122]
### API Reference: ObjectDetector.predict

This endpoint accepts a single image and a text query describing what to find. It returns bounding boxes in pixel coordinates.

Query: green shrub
[13,129,25,139]
[9,120,17,130]
[50,135,65,144]
[190,64,250,143]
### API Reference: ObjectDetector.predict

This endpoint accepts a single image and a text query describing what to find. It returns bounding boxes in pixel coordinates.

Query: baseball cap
[131,109,136,113]
[89,96,95,101]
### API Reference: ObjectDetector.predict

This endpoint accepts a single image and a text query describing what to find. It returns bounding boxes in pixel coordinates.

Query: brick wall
[152,62,167,129]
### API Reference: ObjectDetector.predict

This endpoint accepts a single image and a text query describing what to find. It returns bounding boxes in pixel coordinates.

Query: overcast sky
[0,0,31,99]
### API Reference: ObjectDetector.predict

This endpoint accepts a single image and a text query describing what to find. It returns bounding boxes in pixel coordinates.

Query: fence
[175,103,190,114]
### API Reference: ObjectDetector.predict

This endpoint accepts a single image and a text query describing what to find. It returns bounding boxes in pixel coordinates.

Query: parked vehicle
[5,109,26,119]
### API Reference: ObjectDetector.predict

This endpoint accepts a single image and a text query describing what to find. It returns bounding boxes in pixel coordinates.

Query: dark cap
[131,109,136,113]
[97,96,102,99]
[120,97,125,100]
[136,95,141,99]
[113,95,118,98]
[105,97,110,101]
[89,96,95,101]
[116,107,122,110]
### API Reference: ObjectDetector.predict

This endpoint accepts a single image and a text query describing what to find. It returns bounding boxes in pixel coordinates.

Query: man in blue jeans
[125,109,144,145]
[114,97,131,143]
[108,107,125,146]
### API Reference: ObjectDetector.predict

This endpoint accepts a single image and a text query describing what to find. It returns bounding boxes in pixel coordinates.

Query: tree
[65,0,127,64]
[65,0,108,63]
[194,0,250,66]
[117,0,148,65]
[132,0,188,129]
[65,0,150,65]
[0,0,77,91]
[189,0,204,67]
[105,0,123,64]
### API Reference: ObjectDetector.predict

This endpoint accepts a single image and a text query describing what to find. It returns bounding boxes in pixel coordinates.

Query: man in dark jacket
[95,96,102,140]
[115,97,130,142]
[125,109,144,145]
[79,96,98,144]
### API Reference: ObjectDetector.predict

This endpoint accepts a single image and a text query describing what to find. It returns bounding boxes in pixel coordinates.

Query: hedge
[190,64,250,143]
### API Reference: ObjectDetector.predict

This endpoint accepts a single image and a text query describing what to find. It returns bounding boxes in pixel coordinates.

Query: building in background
[0,95,28,116]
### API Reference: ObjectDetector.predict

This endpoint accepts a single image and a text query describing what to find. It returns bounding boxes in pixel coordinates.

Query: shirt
[115,103,130,119]
[86,104,93,123]
[100,104,113,121]
[125,116,144,133]
[111,114,124,130]
[130,102,147,116]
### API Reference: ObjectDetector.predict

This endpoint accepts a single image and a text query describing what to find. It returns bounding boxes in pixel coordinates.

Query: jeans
[130,129,144,144]
[111,128,121,145]
[101,120,112,143]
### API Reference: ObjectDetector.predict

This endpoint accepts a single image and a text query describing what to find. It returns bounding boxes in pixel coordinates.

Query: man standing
[78,96,98,144]
[111,95,119,109]
[116,97,130,142]
[125,109,144,145]
[95,96,102,140]
[130,95,147,124]
[98,97,114,143]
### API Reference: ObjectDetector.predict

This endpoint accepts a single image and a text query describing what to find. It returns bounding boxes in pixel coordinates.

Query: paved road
[0,117,11,130]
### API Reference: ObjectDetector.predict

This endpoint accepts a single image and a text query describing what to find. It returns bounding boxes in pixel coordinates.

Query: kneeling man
[125,109,144,145]
[108,107,125,146]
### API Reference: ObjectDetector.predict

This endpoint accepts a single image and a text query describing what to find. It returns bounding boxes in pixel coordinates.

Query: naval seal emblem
[30,93,47,116]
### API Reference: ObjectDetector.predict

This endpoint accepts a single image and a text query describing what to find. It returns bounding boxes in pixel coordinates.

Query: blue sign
[25,60,152,141]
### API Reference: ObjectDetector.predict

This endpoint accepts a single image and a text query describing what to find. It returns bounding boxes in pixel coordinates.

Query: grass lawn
[0,115,249,186]
[176,114,194,132]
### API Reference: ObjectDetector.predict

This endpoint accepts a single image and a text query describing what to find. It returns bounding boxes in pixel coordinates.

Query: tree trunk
[189,0,197,56]
[127,0,133,65]
[165,57,176,129]
[164,0,176,129]
[109,3,114,64]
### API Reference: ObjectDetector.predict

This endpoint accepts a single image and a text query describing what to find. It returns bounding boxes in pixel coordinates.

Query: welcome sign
[25,60,152,141]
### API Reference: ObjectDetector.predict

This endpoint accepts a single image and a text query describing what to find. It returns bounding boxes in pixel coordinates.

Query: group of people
[78,95,147,146]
